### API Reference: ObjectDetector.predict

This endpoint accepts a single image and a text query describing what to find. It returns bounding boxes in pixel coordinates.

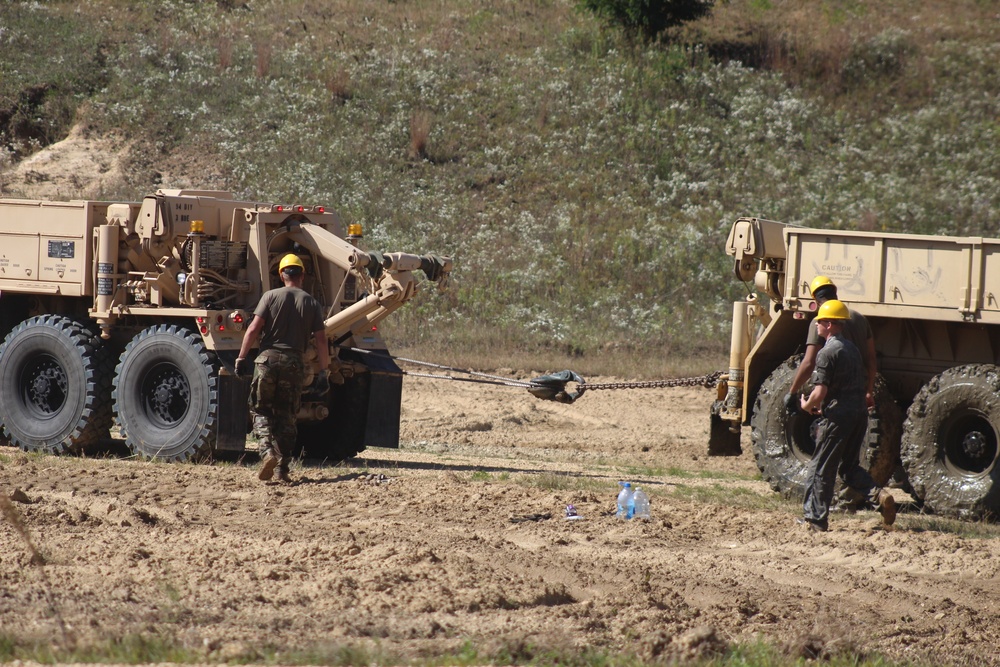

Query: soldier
[235,253,330,483]
[797,300,896,531]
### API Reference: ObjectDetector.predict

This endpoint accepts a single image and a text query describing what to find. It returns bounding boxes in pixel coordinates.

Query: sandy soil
[2,375,1000,666]
[0,123,126,200]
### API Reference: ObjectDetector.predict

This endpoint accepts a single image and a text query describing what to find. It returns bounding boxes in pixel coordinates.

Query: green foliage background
[577,0,715,41]
[1,0,997,369]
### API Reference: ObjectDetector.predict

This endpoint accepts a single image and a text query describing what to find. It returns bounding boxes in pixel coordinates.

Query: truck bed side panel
[787,228,1000,323]
[0,200,97,296]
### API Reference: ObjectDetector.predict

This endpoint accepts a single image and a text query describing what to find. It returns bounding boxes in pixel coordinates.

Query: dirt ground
[2,374,1000,666]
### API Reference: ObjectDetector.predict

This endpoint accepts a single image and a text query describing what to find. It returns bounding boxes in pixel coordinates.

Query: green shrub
[577,0,715,41]
[841,28,915,87]
[0,3,106,156]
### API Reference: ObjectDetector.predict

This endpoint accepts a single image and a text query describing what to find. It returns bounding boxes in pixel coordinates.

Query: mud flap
[320,349,403,454]
[708,399,743,456]
[354,350,403,448]
[216,374,251,451]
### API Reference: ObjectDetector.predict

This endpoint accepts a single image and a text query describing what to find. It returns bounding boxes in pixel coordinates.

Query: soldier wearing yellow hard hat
[787,276,877,412]
[235,253,330,484]
[278,253,305,273]
[797,299,896,531]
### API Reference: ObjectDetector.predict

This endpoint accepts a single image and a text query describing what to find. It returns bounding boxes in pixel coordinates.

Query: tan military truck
[0,190,451,462]
[712,217,1000,519]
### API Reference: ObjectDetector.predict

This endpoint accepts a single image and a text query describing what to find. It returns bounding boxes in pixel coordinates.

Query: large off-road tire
[902,364,1000,519]
[113,325,219,461]
[0,315,113,453]
[750,355,901,498]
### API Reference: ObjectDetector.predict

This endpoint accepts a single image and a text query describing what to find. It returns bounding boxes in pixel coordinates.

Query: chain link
[579,370,724,391]
[344,346,723,393]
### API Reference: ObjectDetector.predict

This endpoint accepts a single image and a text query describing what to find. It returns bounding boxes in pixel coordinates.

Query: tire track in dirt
[2,381,1000,665]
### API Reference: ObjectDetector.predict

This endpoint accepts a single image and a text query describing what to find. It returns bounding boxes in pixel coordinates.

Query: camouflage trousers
[249,348,304,474]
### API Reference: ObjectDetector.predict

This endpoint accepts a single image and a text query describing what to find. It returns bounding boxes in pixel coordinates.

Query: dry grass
[0,491,70,648]
[325,66,353,104]
[254,39,272,79]
[685,0,997,105]
[216,34,233,71]
[409,110,433,161]
[0,492,43,565]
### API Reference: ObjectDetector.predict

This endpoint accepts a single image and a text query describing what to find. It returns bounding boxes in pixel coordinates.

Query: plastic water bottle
[616,482,635,519]
[632,487,650,520]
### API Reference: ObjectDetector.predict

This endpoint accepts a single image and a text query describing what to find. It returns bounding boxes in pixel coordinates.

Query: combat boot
[876,489,897,527]
[831,486,865,514]
[795,517,828,532]
[258,452,278,481]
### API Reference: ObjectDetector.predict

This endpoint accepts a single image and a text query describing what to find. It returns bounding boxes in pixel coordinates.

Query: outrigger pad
[528,370,586,404]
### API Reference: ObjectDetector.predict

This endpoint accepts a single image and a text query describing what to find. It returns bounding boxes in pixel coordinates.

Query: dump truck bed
[784,227,1000,323]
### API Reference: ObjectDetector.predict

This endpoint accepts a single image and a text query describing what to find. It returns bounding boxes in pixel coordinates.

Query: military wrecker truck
[712,217,1000,520]
[0,190,451,462]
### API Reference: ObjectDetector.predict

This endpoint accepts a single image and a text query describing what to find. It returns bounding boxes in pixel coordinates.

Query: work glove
[311,370,330,396]
[234,357,251,378]
[784,392,799,415]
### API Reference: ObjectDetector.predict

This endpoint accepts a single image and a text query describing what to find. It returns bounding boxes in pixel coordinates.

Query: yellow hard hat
[278,253,305,273]
[809,275,836,297]
[817,299,850,321]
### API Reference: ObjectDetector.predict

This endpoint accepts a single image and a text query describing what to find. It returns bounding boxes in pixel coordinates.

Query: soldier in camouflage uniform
[235,253,330,483]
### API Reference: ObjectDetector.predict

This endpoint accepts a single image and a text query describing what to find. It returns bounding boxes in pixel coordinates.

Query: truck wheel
[902,364,1000,519]
[0,315,112,453]
[750,355,900,498]
[113,325,218,461]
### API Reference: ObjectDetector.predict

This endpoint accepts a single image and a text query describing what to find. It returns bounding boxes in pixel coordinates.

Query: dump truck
[711,217,1000,519]
[0,190,451,462]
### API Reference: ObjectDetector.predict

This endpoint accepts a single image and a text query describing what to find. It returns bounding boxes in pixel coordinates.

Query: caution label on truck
[47,240,76,259]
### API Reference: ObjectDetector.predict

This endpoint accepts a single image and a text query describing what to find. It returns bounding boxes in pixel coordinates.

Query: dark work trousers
[803,405,878,527]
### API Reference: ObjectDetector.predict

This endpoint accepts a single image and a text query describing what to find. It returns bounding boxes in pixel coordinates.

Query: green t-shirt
[253,286,325,353]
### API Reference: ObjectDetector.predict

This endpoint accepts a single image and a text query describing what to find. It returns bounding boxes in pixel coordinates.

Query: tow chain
[344,347,723,404]
[575,372,725,391]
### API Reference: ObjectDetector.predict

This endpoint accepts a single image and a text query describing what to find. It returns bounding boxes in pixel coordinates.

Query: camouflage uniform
[248,285,325,479]
[250,348,305,476]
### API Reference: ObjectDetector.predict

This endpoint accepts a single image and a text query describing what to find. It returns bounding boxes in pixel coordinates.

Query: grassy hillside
[1,0,997,374]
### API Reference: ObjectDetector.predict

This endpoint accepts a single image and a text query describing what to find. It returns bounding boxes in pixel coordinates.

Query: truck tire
[902,364,1000,519]
[0,315,113,453]
[750,355,901,498]
[113,325,219,461]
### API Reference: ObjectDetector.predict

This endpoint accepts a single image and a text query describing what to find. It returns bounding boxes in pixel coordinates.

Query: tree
[578,0,714,42]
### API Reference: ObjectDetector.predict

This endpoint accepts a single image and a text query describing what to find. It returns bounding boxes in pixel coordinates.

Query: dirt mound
[1,123,125,199]
[2,377,999,665]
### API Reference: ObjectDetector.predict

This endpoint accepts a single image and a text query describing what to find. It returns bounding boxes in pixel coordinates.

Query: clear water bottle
[616,482,635,519]
[633,487,651,520]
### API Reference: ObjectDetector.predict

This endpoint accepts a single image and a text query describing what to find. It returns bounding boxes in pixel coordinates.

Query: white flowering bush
[4,1,999,361]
